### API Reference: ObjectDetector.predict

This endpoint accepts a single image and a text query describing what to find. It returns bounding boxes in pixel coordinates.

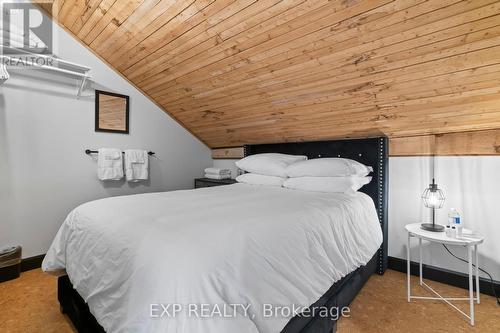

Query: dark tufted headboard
[244,137,389,275]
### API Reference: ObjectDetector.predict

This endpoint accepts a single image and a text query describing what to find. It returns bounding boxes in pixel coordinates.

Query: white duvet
[42,184,382,333]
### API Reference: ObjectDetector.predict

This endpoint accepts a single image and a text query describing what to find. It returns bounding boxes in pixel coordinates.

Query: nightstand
[194,178,237,188]
[405,223,484,326]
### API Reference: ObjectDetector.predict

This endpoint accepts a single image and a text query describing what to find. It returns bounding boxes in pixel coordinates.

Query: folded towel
[125,150,149,182]
[97,148,123,181]
[205,173,231,180]
[204,167,231,175]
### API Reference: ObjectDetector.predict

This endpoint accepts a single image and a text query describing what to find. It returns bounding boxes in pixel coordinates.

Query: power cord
[442,244,500,306]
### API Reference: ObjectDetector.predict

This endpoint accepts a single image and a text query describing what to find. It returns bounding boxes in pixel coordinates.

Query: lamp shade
[421,178,445,208]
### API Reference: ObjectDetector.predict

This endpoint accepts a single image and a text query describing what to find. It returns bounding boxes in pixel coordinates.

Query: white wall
[212,157,500,280]
[0,16,211,258]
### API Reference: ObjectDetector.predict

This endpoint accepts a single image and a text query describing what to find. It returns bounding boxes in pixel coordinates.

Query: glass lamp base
[420,223,445,232]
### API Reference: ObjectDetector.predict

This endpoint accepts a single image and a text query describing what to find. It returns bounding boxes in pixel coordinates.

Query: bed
[43,137,389,333]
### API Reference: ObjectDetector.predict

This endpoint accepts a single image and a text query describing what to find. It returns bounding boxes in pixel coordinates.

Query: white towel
[124,150,149,182]
[204,167,231,175]
[97,148,123,181]
[204,173,231,180]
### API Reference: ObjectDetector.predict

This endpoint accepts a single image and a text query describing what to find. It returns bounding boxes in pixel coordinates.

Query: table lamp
[421,178,445,232]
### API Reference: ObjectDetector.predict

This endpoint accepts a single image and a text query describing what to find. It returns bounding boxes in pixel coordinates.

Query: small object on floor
[0,245,22,283]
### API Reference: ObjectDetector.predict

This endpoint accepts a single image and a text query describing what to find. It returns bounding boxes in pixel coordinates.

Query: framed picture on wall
[95,90,130,134]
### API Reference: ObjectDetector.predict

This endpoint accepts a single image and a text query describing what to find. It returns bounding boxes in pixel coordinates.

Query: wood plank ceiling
[39,0,500,148]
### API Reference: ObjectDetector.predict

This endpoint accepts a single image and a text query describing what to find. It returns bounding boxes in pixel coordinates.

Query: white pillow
[235,153,307,177]
[283,176,372,194]
[285,158,373,177]
[236,173,285,187]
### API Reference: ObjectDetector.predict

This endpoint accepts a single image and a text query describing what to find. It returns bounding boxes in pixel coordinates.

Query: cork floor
[0,269,499,333]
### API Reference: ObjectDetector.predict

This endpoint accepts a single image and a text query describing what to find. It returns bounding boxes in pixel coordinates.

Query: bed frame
[58,137,389,333]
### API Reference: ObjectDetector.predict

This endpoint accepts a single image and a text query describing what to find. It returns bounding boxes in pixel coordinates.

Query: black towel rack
[85,149,155,156]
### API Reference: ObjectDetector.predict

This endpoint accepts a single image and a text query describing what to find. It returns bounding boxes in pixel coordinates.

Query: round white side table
[405,223,484,326]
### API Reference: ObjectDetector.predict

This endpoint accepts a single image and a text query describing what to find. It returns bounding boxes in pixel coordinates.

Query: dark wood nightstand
[194,178,237,188]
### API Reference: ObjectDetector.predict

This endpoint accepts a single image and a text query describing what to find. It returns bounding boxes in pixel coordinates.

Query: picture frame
[95,90,130,134]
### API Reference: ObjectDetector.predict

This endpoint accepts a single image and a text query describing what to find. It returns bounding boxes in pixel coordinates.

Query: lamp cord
[442,244,500,306]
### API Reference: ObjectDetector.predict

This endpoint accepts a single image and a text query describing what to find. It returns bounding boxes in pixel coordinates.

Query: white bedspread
[42,184,382,333]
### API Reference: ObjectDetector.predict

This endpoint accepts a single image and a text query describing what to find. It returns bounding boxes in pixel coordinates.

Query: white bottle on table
[449,208,462,237]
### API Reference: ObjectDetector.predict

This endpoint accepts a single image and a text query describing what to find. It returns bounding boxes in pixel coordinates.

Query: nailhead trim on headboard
[377,138,385,275]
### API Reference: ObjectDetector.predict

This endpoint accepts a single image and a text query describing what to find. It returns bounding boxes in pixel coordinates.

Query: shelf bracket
[76,76,88,99]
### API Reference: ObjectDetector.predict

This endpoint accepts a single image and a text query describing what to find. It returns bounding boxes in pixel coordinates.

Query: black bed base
[282,254,377,333]
[58,254,377,333]
[58,276,105,333]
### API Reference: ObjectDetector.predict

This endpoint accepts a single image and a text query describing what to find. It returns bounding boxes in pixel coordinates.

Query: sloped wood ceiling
[40,0,500,148]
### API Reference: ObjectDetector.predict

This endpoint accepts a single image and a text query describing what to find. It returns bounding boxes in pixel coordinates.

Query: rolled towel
[204,167,231,175]
[205,173,231,180]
